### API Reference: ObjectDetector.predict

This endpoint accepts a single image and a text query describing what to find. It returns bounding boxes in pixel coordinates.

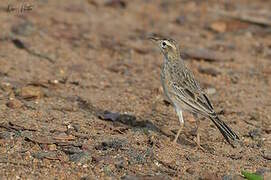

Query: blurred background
[0,0,270,179]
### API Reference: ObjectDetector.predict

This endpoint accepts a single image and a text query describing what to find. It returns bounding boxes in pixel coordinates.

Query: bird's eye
[161,41,167,48]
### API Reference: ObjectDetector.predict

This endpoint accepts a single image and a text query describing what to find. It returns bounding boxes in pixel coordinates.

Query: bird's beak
[147,36,161,46]
[148,36,159,42]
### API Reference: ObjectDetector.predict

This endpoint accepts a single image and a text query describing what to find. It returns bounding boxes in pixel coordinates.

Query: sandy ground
[0,0,270,179]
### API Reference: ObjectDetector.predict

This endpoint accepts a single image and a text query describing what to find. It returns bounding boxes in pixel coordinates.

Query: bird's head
[149,36,180,61]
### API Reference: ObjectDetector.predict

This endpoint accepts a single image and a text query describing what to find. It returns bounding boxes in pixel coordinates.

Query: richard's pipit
[150,36,239,147]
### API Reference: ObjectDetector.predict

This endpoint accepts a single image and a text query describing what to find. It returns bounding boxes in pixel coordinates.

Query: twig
[12,39,55,63]
[0,122,37,132]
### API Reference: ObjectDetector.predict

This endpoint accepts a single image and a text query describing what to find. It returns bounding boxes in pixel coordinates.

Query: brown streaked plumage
[149,36,239,147]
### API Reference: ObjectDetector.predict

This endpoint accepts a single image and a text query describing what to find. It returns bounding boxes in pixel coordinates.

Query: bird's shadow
[75,96,197,148]
[76,96,167,136]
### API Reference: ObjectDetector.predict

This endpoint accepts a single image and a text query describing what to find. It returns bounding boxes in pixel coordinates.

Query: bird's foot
[194,133,205,152]
[173,136,179,144]
[195,141,205,152]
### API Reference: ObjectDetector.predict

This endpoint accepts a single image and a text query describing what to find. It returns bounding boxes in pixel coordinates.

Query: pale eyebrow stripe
[165,41,176,50]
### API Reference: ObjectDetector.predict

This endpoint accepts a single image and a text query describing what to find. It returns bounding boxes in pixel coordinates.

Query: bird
[149,36,240,147]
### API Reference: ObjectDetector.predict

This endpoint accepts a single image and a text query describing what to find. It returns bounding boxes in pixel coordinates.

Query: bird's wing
[168,67,240,145]
[171,74,240,144]
[169,69,215,116]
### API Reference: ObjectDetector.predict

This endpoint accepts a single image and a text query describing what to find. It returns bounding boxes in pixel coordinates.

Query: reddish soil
[0,0,270,179]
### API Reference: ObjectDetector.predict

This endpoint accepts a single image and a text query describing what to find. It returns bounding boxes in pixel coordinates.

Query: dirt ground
[0,0,270,179]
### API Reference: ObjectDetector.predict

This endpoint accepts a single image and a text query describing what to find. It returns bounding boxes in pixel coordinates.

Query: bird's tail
[209,115,239,146]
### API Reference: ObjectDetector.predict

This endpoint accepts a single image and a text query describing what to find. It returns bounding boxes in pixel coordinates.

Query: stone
[20,86,43,99]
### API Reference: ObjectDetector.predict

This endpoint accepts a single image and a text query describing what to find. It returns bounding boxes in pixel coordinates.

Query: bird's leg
[195,119,205,151]
[196,120,201,146]
[173,124,183,143]
[194,114,200,145]
[173,108,184,143]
